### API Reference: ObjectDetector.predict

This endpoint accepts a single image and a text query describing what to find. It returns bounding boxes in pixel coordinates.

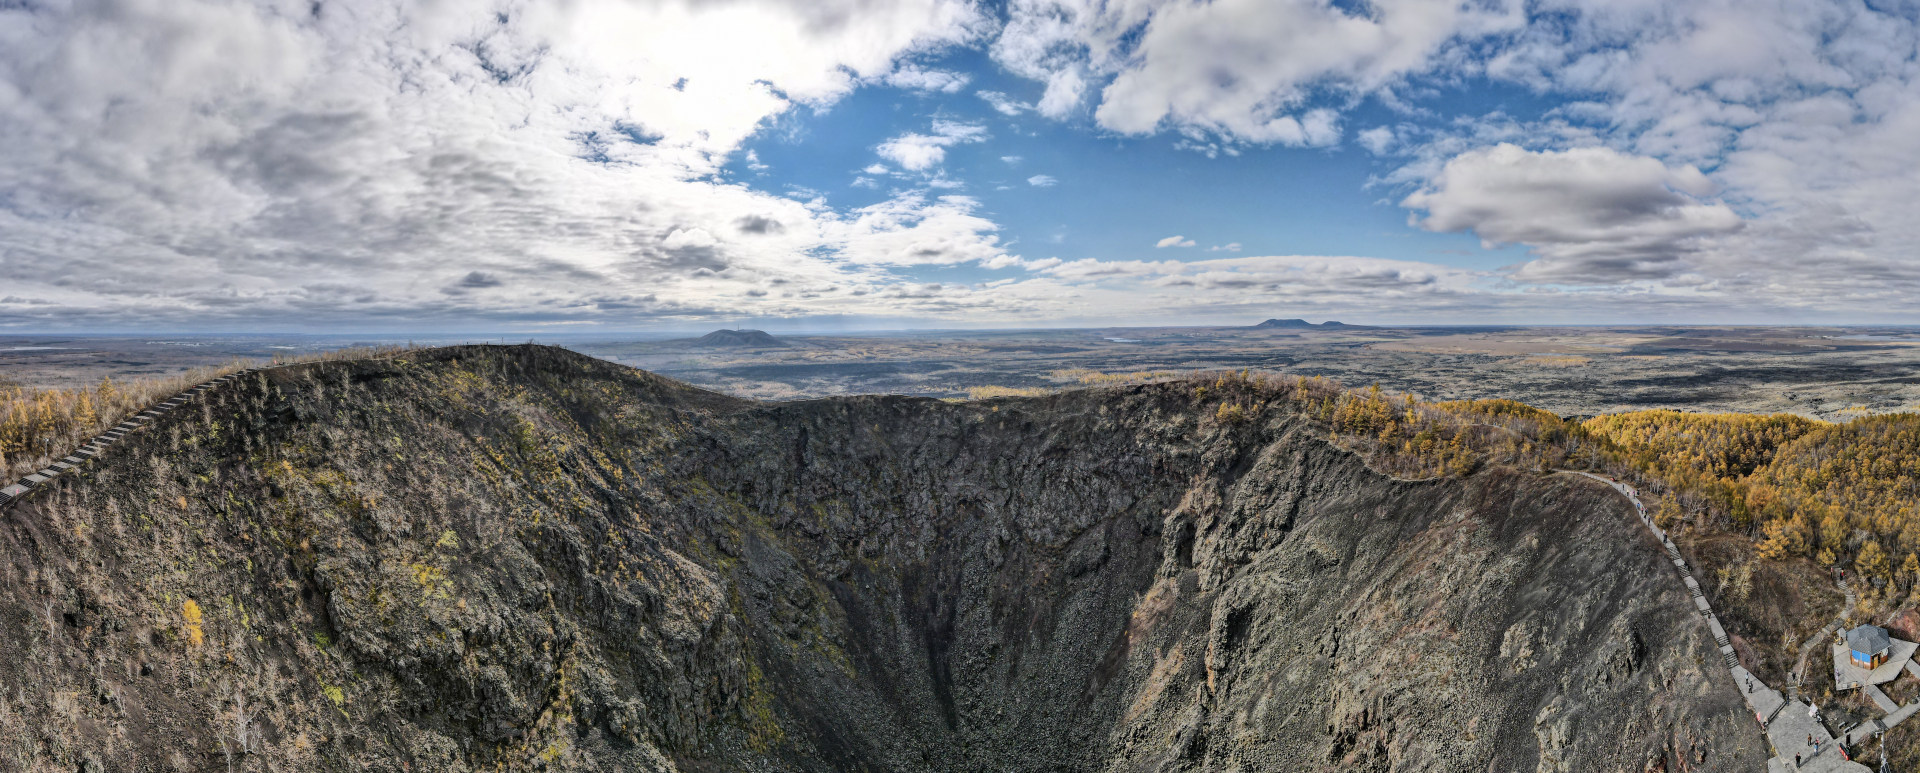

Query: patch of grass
[741,658,785,753]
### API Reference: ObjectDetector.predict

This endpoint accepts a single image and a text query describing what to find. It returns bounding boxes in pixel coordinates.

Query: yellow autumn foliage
[1586,410,1920,571]
[1,344,415,480]
[182,599,204,647]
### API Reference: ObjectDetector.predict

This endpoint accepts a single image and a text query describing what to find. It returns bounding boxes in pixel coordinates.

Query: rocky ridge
[0,345,1765,771]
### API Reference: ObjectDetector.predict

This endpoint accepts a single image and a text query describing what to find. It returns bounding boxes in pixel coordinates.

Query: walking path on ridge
[1559,471,1871,773]
[0,367,263,511]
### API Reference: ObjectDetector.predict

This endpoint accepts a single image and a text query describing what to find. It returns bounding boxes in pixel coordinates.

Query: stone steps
[0,367,265,508]
[1561,471,1794,741]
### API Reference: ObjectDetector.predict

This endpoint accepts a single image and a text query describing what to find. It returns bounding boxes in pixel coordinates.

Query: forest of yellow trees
[0,347,404,481]
[0,374,216,479]
[1233,374,1920,599]
[1582,410,1920,597]
[1200,372,1580,480]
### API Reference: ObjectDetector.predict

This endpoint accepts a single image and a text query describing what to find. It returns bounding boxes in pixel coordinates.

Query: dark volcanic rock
[0,345,1763,771]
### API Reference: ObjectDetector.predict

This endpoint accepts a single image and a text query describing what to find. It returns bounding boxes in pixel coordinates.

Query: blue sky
[1,0,1917,331]
[729,44,1566,279]
[733,74,1528,278]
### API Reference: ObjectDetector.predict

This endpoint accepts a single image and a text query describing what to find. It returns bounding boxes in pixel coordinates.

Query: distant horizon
[5,320,1920,341]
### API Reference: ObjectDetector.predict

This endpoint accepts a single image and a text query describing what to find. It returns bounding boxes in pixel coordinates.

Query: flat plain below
[6,326,1919,421]
[574,324,1920,420]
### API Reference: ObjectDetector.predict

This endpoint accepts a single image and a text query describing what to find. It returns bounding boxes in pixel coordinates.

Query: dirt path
[1790,576,1855,702]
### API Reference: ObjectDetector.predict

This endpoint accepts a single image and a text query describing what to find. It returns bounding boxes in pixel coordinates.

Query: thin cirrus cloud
[977,89,1031,116]
[0,0,1916,329]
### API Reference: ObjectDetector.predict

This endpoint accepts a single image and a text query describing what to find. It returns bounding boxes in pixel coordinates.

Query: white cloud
[1357,127,1397,155]
[1023,255,1475,310]
[6,0,1920,327]
[1402,144,1743,282]
[1209,243,1243,252]
[994,0,1522,143]
[661,227,719,250]
[0,0,1008,328]
[1037,68,1088,118]
[828,193,1012,266]
[882,66,971,93]
[1315,0,1919,312]
[875,136,953,172]
[1027,174,1057,187]
[977,90,1032,116]
[874,119,989,172]
[1155,235,1196,248]
[1000,155,1023,166]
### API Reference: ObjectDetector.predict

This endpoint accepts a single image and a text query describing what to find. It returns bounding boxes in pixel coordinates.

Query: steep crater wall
[694,392,1765,771]
[0,346,1764,772]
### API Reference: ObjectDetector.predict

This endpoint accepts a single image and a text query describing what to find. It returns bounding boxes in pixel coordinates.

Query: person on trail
[1796,753,1802,766]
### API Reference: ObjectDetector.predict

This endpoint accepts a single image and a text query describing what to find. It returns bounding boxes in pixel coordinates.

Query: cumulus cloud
[1381,0,1920,304]
[1357,127,1397,156]
[828,193,1012,266]
[5,0,1920,328]
[882,66,971,93]
[993,0,1522,144]
[736,215,784,235]
[1402,144,1743,282]
[1026,174,1057,187]
[661,227,720,251]
[1155,235,1196,248]
[0,0,1008,329]
[874,120,989,172]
